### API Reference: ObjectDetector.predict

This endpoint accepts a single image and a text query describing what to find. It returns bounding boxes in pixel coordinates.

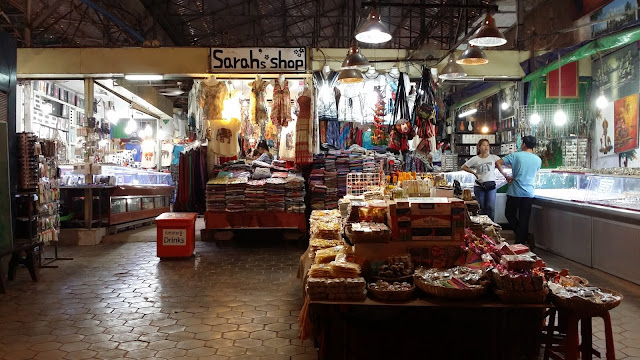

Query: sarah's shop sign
[210,47,307,73]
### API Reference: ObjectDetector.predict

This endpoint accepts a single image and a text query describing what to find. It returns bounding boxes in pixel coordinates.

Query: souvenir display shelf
[531,169,640,285]
[58,165,174,228]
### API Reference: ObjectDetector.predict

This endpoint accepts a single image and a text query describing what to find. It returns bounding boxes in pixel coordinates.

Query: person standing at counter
[461,138,501,221]
[496,135,542,246]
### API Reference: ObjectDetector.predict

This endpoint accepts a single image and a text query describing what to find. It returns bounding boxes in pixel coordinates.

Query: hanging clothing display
[339,122,353,149]
[361,71,387,123]
[295,87,313,164]
[313,70,339,121]
[338,82,365,123]
[385,71,411,123]
[279,120,296,161]
[270,79,292,127]
[209,118,242,157]
[199,81,228,120]
[249,77,269,125]
[188,81,203,132]
[161,143,173,167]
[174,146,207,214]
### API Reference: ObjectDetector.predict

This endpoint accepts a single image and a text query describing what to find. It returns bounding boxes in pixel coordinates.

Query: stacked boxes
[388,197,466,244]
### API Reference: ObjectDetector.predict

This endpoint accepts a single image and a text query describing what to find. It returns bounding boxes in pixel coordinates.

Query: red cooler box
[155,212,197,258]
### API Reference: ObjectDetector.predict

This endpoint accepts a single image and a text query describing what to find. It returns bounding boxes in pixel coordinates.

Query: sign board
[210,47,307,73]
[162,229,186,246]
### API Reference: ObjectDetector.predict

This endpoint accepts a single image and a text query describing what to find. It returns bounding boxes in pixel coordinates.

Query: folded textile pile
[206,177,228,211]
[285,174,306,213]
[265,177,286,211]
[245,179,266,211]
[225,177,247,212]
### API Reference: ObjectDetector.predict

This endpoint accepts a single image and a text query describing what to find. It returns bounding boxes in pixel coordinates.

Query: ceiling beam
[32,0,66,28]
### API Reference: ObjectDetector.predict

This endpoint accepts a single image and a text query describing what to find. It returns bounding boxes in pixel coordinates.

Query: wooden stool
[543,307,615,360]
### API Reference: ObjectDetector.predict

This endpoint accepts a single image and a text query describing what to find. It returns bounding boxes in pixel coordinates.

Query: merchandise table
[204,211,306,232]
[308,298,548,360]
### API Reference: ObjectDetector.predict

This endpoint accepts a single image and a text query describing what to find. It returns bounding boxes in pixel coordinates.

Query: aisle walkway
[1,237,639,360]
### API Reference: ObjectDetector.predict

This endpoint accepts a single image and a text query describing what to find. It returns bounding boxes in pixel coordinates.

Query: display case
[530,170,640,285]
[59,165,174,229]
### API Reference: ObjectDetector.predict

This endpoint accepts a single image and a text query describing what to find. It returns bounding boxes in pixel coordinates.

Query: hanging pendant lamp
[338,68,364,84]
[457,45,489,65]
[469,13,507,47]
[439,54,467,80]
[355,7,392,44]
[341,40,369,69]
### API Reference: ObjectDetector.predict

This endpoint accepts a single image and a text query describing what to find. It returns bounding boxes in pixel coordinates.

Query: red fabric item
[219,155,238,165]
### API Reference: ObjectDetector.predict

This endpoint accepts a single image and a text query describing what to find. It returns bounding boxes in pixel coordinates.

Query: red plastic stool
[543,307,615,360]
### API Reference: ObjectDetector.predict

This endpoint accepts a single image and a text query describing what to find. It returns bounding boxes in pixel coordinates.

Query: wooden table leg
[84,188,93,229]
[602,311,615,360]
[565,312,580,360]
[580,316,592,359]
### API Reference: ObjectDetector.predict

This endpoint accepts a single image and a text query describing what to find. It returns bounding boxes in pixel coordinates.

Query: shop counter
[204,211,306,233]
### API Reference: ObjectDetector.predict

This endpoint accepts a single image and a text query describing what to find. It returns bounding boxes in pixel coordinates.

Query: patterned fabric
[249,77,269,125]
[270,79,292,127]
[338,82,364,123]
[199,81,228,120]
[295,89,313,164]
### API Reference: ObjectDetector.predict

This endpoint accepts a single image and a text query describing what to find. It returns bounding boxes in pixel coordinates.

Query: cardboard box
[433,187,454,198]
[73,163,91,175]
[409,197,452,216]
[410,215,452,228]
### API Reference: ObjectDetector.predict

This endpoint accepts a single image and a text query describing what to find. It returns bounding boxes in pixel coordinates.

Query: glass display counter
[59,165,174,229]
[530,170,640,285]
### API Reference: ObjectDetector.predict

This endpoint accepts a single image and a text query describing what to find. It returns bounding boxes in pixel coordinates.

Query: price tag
[596,178,615,194]
[162,229,186,246]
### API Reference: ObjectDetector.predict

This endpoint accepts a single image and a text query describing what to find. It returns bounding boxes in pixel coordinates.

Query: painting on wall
[592,42,640,102]
[590,0,637,37]
[613,93,639,153]
[595,102,615,157]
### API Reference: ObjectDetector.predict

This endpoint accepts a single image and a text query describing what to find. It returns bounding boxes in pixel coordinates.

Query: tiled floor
[1,222,639,360]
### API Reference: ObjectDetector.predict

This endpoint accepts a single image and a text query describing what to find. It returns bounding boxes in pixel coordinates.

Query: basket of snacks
[485,260,549,304]
[372,255,414,283]
[368,280,414,302]
[414,266,487,300]
[549,284,622,315]
[345,222,390,244]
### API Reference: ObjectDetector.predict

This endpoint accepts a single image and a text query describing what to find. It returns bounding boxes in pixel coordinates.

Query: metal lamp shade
[457,45,489,65]
[355,8,392,44]
[338,68,364,83]
[438,55,467,80]
[469,13,507,47]
[341,43,369,68]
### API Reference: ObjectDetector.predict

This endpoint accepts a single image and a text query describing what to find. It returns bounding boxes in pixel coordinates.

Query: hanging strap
[390,73,410,132]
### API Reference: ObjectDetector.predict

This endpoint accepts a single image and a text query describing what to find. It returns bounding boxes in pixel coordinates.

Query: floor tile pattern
[0,224,639,360]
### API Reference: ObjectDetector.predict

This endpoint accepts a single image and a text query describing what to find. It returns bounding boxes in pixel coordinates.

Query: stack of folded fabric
[336,154,350,197]
[272,159,287,168]
[285,174,306,213]
[310,184,327,210]
[226,177,247,212]
[206,177,228,211]
[312,154,325,170]
[245,179,266,211]
[363,154,378,173]
[310,168,325,187]
[272,171,289,179]
[349,153,363,173]
[325,154,337,173]
[265,178,286,212]
[324,171,338,209]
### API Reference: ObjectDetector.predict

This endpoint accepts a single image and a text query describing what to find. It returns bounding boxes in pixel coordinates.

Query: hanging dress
[270,79,292,127]
[295,88,313,164]
[198,81,228,120]
[249,77,269,125]
[338,82,365,123]
[361,72,387,123]
[313,70,339,121]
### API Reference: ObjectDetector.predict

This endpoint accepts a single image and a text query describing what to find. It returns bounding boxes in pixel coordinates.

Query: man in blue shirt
[496,136,542,246]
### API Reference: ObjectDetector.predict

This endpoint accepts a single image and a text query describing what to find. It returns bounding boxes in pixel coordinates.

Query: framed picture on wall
[546,61,579,99]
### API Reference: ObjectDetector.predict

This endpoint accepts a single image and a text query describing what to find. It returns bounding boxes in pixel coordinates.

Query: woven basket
[414,277,486,300]
[494,288,549,304]
[372,275,413,284]
[368,284,414,302]
[550,288,622,315]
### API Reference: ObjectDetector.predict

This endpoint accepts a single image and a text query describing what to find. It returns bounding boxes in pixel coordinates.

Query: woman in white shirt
[461,139,505,221]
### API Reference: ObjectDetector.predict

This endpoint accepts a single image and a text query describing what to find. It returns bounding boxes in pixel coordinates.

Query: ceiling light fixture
[554,106,567,126]
[458,108,477,118]
[530,112,541,125]
[106,101,117,124]
[355,7,392,44]
[341,40,369,69]
[457,45,489,65]
[501,102,509,110]
[439,54,467,80]
[124,74,163,81]
[338,68,364,83]
[469,13,507,47]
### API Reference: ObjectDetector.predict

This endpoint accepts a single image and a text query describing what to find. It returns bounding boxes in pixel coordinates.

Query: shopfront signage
[162,229,186,246]
[210,47,307,73]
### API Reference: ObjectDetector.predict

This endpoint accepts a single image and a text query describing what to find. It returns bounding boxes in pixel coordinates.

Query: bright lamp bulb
[125,119,137,135]
[596,94,608,109]
[530,112,541,125]
[481,125,489,133]
[106,108,117,124]
[501,102,509,110]
[158,129,165,140]
[144,124,153,138]
[554,108,567,126]
[356,30,392,44]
